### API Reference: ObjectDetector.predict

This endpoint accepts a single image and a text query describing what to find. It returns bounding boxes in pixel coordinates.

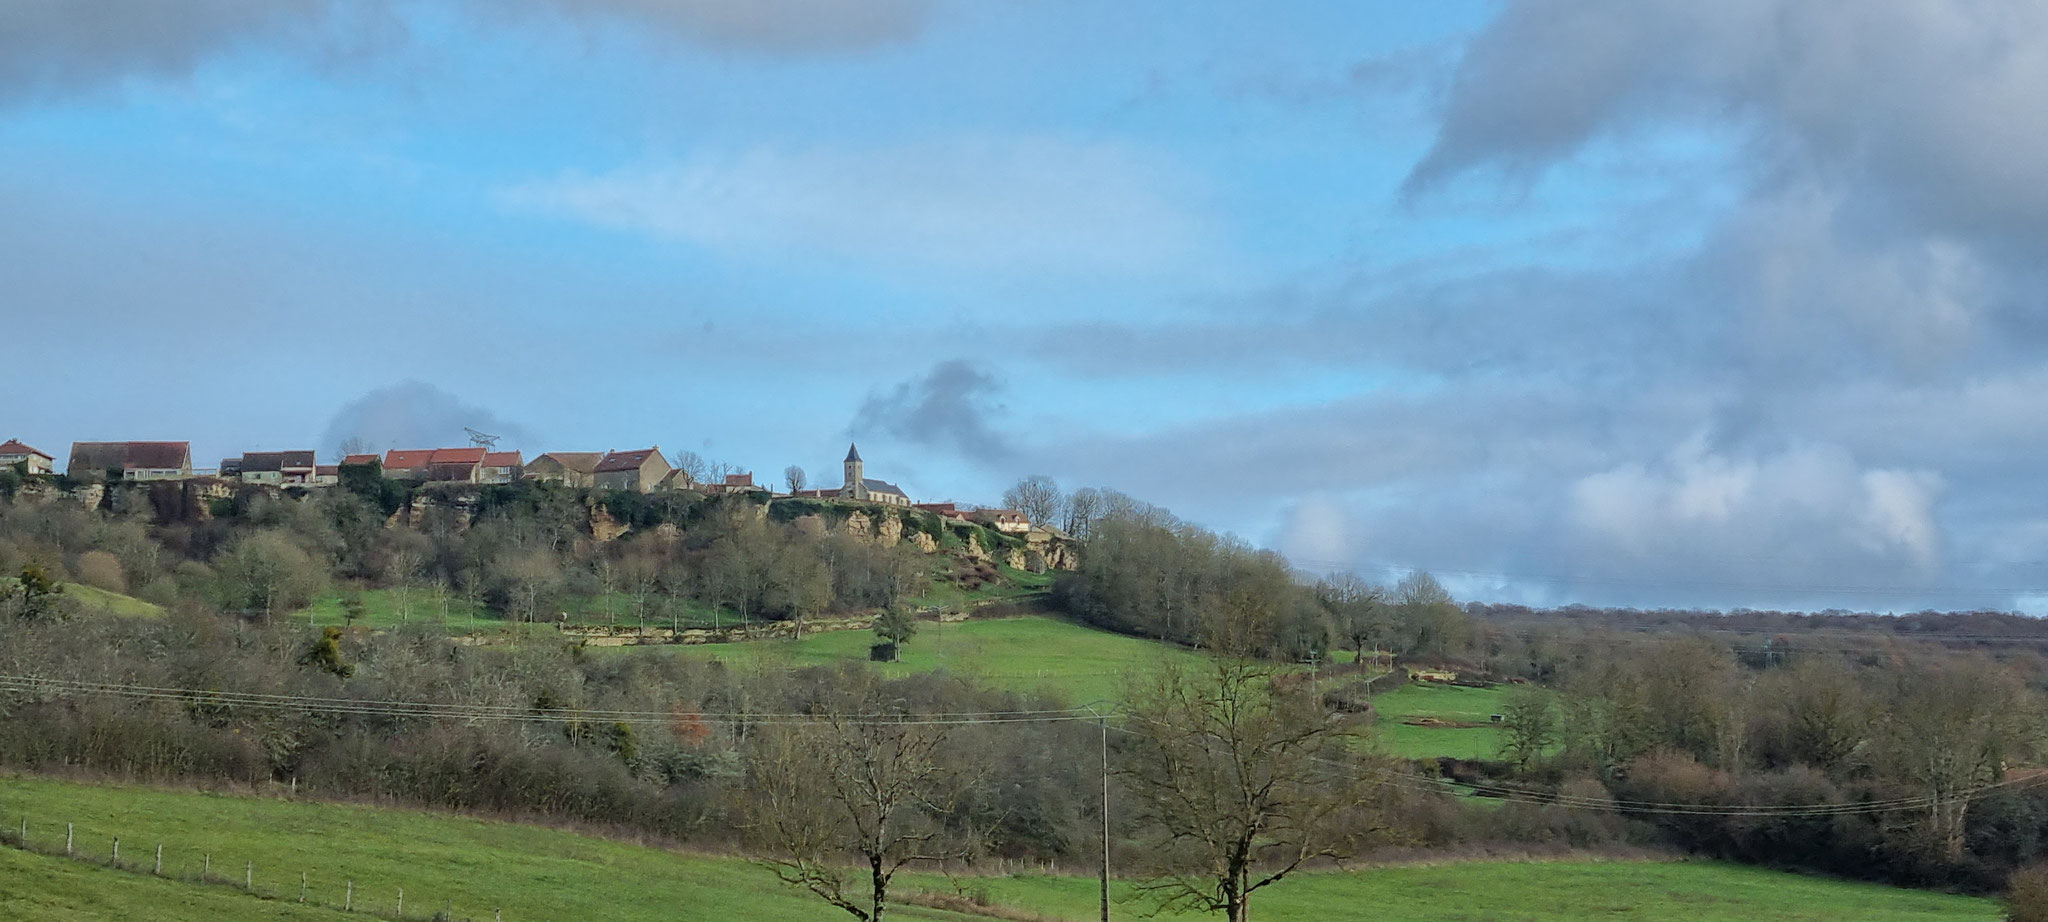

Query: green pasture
[1368,682,1516,761]
[608,614,1208,705]
[0,777,1999,922]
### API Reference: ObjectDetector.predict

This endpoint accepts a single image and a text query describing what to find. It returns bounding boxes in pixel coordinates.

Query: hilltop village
[0,436,1052,560]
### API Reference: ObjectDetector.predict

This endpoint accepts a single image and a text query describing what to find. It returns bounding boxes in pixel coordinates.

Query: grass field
[62,583,165,618]
[1369,682,1515,761]
[0,777,2001,922]
[941,862,1998,921]
[0,776,981,922]
[607,614,1209,705]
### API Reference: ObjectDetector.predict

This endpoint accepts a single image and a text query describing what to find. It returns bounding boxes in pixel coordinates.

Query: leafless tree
[784,465,808,494]
[1060,486,1102,538]
[1001,476,1062,527]
[746,678,984,922]
[1118,610,1382,922]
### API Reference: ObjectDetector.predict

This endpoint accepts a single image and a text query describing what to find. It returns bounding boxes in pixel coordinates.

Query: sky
[3,0,2045,613]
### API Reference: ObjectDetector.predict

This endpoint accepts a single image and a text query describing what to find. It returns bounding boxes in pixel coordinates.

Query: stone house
[524,452,605,487]
[523,452,602,486]
[481,451,523,484]
[701,472,767,496]
[0,439,54,475]
[837,443,911,507]
[969,508,1031,534]
[593,447,671,493]
[68,441,194,481]
[383,448,487,483]
[228,450,319,486]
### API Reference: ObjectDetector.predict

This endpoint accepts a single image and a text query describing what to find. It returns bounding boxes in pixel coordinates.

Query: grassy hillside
[62,583,165,618]
[618,614,1520,759]
[0,777,2000,922]
[0,776,979,922]
[944,862,1997,922]
[607,614,1211,704]
[0,847,354,922]
[1369,682,1514,761]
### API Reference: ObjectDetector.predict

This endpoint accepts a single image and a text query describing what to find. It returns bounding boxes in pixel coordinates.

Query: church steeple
[843,443,867,501]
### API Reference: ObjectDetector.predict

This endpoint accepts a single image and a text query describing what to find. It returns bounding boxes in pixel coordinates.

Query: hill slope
[0,776,2000,922]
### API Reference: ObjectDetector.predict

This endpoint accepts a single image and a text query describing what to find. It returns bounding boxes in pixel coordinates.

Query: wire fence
[0,814,509,921]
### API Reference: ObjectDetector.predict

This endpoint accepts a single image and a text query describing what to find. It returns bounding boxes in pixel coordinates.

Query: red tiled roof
[483,451,523,467]
[724,473,753,486]
[341,454,379,465]
[385,447,484,469]
[384,450,434,470]
[596,448,664,473]
[0,439,51,459]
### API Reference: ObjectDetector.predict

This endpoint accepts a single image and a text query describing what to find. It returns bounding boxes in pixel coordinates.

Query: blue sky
[5,1,2046,613]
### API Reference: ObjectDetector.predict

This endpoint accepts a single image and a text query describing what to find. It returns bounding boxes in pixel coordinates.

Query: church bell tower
[844,443,867,501]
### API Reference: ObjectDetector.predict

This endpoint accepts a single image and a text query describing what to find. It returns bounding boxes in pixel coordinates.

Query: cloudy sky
[5,1,2045,612]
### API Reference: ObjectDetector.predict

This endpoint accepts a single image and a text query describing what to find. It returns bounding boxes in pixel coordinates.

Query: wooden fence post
[204,853,210,880]
[154,844,162,875]
[111,837,118,864]
[245,861,253,889]
[346,879,353,911]
[65,823,72,856]
[17,815,24,845]
[396,887,403,917]
[301,870,308,903]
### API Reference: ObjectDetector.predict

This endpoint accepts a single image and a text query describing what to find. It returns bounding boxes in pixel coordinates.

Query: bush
[2009,863,2048,922]
[870,642,898,662]
[74,549,127,594]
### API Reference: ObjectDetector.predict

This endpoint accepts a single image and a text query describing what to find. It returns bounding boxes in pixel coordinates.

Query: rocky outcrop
[590,504,630,542]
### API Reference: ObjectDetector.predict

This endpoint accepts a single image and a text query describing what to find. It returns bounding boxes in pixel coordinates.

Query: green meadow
[0,777,2000,922]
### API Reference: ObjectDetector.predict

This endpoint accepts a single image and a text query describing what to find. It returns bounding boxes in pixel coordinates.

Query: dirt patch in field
[1402,717,1489,729]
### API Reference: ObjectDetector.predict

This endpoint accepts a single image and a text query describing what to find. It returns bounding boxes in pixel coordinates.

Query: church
[836,443,911,507]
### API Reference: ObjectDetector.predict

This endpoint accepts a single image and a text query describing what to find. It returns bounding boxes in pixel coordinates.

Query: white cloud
[1569,439,1944,577]
[502,137,1225,279]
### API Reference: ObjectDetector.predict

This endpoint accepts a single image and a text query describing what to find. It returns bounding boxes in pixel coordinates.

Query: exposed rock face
[842,510,873,540]
[909,531,937,553]
[874,513,903,545]
[590,504,630,542]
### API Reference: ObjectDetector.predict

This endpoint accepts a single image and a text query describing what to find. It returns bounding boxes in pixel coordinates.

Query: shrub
[74,549,127,594]
[2009,863,2048,922]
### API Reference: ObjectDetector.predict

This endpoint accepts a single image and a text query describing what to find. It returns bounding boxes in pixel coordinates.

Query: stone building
[523,451,604,487]
[226,450,320,486]
[837,443,911,507]
[0,439,54,475]
[593,447,671,493]
[68,441,194,481]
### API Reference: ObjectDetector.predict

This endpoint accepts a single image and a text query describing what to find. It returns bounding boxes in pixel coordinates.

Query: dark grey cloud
[0,0,330,101]
[0,0,932,100]
[320,381,533,460]
[529,0,933,53]
[851,361,1013,463]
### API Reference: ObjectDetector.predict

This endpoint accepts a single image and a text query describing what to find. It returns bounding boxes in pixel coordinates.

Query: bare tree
[671,450,712,487]
[1061,486,1102,538]
[746,679,983,922]
[1119,619,1381,922]
[784,465,808,494]
[1002,476,1062,527]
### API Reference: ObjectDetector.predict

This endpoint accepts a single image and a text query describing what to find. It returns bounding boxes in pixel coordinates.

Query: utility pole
[1099,711,1111,922]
